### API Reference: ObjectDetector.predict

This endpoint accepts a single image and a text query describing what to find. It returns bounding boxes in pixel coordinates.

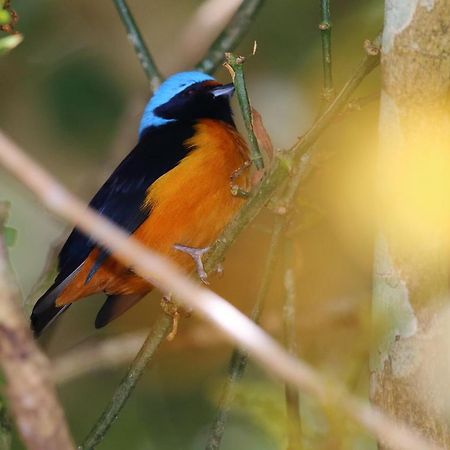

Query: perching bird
[31,71,250,335]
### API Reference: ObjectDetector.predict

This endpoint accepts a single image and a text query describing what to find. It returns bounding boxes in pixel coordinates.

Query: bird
[31,71,250,335]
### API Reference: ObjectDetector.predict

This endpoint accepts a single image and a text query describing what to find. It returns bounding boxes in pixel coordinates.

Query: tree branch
[0,117,445,450]
[224,52,265,170]
[204,35,380,274]
[283,243,302,450]
[319,0,334,101]
[201,38,381,449]
[112,0,163,92]
[0,203,75,450]
[196,0,266,74]
[205,217,284,450]
[79,314,172,450]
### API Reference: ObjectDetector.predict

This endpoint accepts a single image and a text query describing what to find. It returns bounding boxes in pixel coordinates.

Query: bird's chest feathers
[137,119,249,250]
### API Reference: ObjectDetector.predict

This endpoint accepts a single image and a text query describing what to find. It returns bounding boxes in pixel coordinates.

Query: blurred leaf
[212,379,286,449]
[0,33,22,55]
[0,8,10,24]
[4,226,17,247]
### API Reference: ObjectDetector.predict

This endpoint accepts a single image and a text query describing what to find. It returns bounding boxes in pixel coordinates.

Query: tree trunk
[371,1,450,448]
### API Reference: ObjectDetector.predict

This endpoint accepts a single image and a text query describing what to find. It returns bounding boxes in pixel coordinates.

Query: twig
[0,203,75,450]
[319,0,334,101]
[112,0,162,92]
[224,52,265,170]
[196,0,266,74]
[0,122,445,450]
[205,217,284,450]
[283,243,302,450]
[204,41,380,448]
[291,36,379,161]
[204,35,380,275]
[79,314,172,450]
[337,92,379,119]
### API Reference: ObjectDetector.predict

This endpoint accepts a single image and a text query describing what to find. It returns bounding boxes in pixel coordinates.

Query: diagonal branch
[0,111,445,450]
[112,0,163,92]
[79,314,172,450]
[0,203,75,450]
[204,36,380,274]
[205,217,284,450]
[196,0,266,74]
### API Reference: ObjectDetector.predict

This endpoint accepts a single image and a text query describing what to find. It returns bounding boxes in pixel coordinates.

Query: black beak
[210,83,235,98]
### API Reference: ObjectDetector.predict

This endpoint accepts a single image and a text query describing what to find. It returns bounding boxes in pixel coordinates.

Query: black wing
[56,122,196,283]
[31,122,195,335]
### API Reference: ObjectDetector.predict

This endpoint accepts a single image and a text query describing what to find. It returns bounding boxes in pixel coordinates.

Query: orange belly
[56,119,249,306]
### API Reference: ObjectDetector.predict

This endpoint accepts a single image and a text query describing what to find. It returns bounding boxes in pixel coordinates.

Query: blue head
[139,71,235,137]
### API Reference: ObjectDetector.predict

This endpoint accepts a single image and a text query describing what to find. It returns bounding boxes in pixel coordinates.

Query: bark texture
[372,1,450,448]
[0,204,75,450]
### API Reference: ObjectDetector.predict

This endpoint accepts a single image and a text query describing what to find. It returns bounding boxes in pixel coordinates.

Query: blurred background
[0,0,383,448]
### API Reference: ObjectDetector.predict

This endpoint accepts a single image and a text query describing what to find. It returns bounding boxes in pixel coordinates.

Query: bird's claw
[161,295,180,341]
[173,244,210,284]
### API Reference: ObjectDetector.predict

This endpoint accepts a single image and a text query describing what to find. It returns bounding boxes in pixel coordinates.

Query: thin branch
[204,40,380,448]
[224,52,265,170]
[0,121,445,450]
[204,36,380,275]
[0,203,75,450]
[79,314,172,450]
[196,0,266,74]
[319,0,334,101]
[283,243,302,450]
[205,217,284,450]
[112,0,162,92]
[336,92,379,122]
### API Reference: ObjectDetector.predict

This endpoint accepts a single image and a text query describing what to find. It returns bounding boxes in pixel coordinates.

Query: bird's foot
[173,244,210,284]
[230,160,251,198]
[161,295,181,341]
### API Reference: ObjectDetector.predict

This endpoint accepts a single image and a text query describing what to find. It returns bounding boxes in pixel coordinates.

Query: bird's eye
[184,88,195,97]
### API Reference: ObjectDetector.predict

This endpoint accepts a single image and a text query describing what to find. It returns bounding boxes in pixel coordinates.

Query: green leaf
[0,34,23,56]
[0,9,10,25]
[4,226,17,247]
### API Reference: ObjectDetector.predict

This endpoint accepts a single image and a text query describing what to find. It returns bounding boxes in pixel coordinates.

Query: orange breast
[56,119,249,305]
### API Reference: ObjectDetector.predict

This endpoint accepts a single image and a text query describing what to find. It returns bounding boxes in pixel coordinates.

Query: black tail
[30,266,83,336]
[30,283,71,337]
